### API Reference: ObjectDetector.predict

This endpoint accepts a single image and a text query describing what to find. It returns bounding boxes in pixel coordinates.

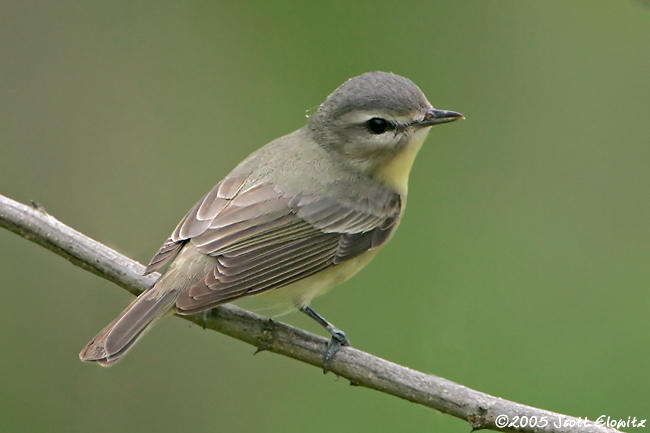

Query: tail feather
[80,243,218,365]
[79,287,178,366]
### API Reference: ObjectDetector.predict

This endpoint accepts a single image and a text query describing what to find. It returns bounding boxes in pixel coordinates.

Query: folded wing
[143,175,401,313]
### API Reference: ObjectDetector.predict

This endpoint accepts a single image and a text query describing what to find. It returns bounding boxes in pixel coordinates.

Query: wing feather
[144,175,402,312]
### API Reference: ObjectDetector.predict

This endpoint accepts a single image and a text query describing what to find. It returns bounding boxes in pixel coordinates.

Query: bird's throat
[373,128,430,195]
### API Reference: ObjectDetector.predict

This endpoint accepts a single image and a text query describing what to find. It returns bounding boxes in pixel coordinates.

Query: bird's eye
[366,117,391,134]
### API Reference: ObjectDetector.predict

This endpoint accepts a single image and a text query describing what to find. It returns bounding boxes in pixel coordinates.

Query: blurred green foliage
[1,1,649,432]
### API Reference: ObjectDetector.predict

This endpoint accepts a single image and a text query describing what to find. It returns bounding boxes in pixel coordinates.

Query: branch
[0,193,622,433]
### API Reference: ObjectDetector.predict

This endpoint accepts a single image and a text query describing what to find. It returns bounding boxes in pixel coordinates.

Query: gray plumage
[79,71,462,366]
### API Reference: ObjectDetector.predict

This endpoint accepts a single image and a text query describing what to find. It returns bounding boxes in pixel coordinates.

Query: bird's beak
[418,108,464,127]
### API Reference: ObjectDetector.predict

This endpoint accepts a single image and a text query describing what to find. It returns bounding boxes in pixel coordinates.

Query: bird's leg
[299,305,350,374]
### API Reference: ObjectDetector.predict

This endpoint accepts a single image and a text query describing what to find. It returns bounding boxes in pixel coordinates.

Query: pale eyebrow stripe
[344,110,416,125]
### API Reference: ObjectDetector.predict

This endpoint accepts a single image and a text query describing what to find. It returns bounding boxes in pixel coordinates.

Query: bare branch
[0,193,622,433]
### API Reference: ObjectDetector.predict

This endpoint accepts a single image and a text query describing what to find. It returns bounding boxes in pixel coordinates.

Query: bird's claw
[323,328,350,374]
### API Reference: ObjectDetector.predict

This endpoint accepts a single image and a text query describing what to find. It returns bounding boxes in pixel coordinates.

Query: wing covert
[144,176,402,312]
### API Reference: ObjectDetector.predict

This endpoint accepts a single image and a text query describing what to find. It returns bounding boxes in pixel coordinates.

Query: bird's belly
[232,249,380,317]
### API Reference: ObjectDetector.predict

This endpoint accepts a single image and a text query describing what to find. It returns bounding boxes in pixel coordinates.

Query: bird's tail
[79,285,179,366]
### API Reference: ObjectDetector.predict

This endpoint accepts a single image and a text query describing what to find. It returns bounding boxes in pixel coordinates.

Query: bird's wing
[143,175,401,313]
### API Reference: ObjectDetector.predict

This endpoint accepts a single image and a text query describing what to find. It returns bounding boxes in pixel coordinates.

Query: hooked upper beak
[418,108,464,127]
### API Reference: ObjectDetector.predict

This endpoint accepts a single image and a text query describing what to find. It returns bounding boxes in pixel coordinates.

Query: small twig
[0,193,622,433]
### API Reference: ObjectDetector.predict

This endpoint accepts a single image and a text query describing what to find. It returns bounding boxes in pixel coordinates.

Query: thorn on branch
[30,200,48,215]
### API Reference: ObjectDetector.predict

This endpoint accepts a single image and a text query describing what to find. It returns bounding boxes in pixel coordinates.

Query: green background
[1,1,649,432]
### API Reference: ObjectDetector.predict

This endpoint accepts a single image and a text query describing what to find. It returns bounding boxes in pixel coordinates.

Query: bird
[79,71,463,371]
